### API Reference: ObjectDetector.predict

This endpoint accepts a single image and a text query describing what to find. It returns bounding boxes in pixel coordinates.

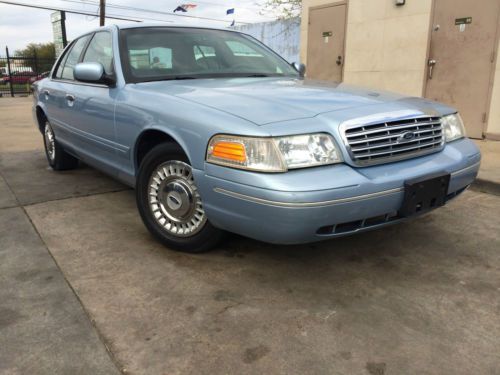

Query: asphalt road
[1,97,499,375]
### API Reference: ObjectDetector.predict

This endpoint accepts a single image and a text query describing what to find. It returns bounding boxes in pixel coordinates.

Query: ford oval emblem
[398,131,416,143]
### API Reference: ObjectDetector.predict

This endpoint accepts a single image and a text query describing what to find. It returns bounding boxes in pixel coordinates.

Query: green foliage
[14,43,56,72]
[15,42,56,60]
[261,0,302,19]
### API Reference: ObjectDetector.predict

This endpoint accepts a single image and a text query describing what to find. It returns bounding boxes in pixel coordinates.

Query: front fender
[133,126,194,170]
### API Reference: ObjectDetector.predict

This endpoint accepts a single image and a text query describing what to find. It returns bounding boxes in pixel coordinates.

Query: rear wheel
[43,121,79,170]
[136,143,224,253]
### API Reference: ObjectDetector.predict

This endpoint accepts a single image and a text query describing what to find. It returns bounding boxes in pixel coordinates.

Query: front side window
[120,27,298,82]
[59,35,91,80]
[83,32,114,75]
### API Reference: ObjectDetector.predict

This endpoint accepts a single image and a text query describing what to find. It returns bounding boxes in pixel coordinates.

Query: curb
[470,178,500,197]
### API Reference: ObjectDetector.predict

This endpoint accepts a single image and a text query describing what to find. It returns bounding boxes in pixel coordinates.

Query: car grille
[342,116,444,166]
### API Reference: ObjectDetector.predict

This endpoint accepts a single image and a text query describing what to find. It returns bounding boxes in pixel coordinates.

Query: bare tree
[259,0,302,19]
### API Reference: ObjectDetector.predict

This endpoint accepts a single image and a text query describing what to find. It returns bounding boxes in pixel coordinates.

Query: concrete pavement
[0,98,122,375]
[1,97,500,375]
[0,207,120,375]
[473,140,500,196]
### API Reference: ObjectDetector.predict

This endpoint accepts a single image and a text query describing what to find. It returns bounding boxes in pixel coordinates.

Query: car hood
[137,77,452,125]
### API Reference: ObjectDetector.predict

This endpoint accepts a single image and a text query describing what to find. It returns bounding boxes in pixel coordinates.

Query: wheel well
[135,130,186,169]
[35,106,47,133]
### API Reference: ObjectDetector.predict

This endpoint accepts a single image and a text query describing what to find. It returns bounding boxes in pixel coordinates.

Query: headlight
[206,133,342,172]
[442,113,466,142]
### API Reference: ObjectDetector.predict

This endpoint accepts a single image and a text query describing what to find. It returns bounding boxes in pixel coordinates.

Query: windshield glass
[120,27,299,82]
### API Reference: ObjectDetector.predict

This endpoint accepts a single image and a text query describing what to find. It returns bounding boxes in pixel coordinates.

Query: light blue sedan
[32,24,481,252]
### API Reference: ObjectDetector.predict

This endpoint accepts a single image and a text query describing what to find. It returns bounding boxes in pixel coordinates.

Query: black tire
[136,143,224,253]
[43,120,79,170]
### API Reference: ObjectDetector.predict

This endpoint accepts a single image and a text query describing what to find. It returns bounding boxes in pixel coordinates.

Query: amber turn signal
[211,141,246,162]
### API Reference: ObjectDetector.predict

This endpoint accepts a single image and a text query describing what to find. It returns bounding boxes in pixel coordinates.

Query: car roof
[94,22,241,33]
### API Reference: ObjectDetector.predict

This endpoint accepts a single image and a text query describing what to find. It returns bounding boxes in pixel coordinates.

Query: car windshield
[120,27,299,82]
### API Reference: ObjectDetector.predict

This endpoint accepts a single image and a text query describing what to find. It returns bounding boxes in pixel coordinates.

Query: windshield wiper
[245,74,270,77]
[168,76,198,80]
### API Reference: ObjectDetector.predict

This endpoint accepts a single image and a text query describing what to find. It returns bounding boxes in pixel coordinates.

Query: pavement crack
[216,302,244,315]
[21,187,132,208]
[18,203,125,375]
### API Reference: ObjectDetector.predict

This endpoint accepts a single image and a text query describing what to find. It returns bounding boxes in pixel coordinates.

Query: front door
[306,3,347,82]
[67,31,119,172]
[425,0,500,138]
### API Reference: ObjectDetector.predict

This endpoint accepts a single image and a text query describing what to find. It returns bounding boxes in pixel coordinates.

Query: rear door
[306,3,347,81]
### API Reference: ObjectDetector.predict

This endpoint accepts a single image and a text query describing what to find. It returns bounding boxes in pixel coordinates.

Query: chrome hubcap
[44,122,55,162]
[148,161,206,237]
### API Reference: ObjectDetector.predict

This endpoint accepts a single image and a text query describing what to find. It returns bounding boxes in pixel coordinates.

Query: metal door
[306,3,347,81]
[425,0,500,138]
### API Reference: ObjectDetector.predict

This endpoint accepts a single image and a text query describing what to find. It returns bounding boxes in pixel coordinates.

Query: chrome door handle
[43,89,50,96]
[65,94,75,102]
[428,59,437,79]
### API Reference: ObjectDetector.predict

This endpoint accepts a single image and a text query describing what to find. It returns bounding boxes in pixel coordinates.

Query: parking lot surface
[1,97,499,375]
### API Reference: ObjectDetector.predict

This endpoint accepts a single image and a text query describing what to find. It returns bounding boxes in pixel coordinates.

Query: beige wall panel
[301,0,433,96]
[343,70,384,88]
[345,19,385,72]
[348,0,386,23]
[381,70,426,97]
[487,37,500,135]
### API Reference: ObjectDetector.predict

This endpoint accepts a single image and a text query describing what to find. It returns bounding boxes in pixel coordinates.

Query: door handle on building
[428,59,437,79]
[336,55,343,66]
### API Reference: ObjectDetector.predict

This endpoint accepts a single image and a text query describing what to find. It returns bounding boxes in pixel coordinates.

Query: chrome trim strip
[450,161,481,176]
[213,162,479,208]
[213,187,404,208]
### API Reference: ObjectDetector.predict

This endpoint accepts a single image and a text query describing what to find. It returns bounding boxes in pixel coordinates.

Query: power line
[177,0,266,12]
[56,0,254,24]
[63,0,267,15]
[0,0,192,23]
[0,0,144,21]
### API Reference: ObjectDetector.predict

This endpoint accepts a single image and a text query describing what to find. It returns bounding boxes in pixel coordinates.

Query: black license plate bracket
[400,173,450,217]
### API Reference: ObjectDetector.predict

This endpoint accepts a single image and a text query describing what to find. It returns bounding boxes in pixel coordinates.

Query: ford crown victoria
[32,24,481,252]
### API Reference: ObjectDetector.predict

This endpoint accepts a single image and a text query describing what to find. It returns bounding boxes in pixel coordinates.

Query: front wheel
[136,143,224,253]
[43,121,79,170]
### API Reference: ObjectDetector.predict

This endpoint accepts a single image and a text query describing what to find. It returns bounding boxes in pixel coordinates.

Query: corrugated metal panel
[233,17,301,63]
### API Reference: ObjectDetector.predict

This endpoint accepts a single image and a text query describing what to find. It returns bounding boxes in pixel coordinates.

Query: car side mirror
[74,62,115,86]
[291,62,306,77]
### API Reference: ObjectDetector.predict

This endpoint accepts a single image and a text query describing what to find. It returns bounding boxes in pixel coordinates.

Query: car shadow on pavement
[0,149,129,205]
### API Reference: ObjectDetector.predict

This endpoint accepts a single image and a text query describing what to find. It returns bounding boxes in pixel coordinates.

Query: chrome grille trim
[340,116,444,166]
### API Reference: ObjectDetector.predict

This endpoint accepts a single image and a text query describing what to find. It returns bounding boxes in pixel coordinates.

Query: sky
[0,0,275,53]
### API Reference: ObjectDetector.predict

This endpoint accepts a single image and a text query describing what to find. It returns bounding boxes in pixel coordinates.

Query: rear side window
[82,32,114,75]
[54,51,69,79]
[225,41,262,57]
[58,35,91,80]
[129,47,173,70]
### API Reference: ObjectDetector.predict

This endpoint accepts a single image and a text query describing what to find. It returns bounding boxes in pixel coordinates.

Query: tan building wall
[300,0,433,96]
[300,0,500,138]
[487,37,500,137]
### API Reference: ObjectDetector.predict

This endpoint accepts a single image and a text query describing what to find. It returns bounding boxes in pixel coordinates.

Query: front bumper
[193,138,480,244]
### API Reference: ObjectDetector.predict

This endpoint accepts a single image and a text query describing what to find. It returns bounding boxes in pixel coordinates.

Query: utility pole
[99,0,105,26]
